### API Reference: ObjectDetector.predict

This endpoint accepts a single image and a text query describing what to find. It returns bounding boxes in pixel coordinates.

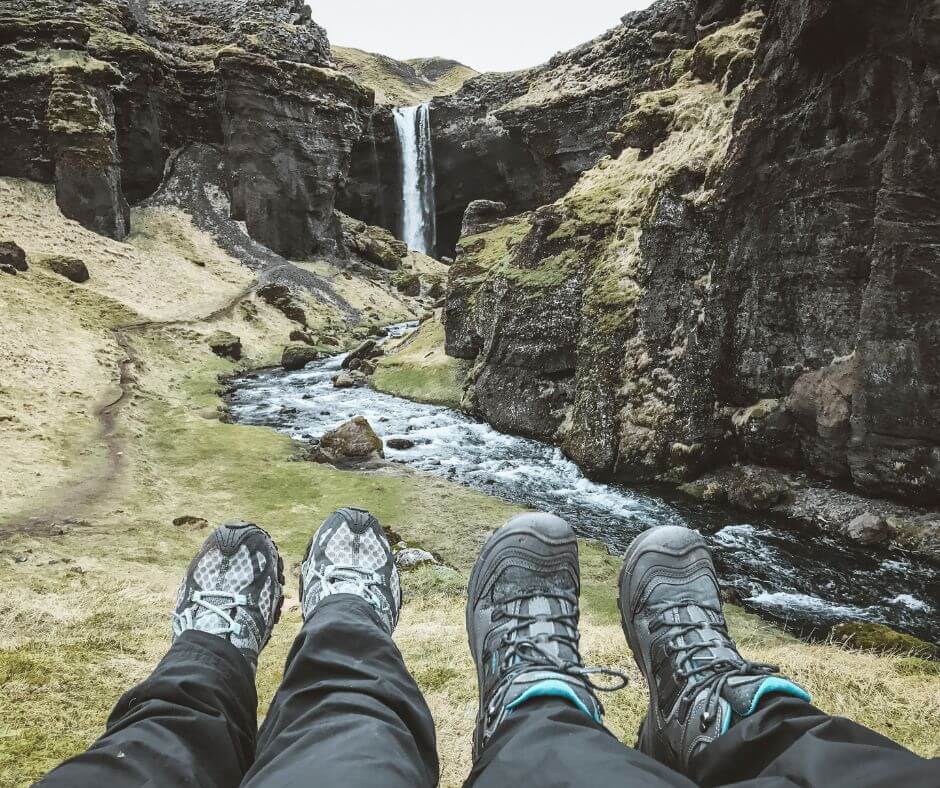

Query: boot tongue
[671,604,740,669]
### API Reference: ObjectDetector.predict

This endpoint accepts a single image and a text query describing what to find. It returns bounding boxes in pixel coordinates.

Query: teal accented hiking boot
[172,521,285,671]
[467,513,627,758]
[619,525,810,771]
[300,508,402,634]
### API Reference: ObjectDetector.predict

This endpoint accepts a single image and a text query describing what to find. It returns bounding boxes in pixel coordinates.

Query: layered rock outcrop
[429,0,710,256]
[0,0,370,255]
[444,0,940,510]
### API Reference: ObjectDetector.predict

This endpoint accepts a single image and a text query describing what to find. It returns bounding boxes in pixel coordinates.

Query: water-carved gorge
[2,0,937,558]
[439,0,940,559]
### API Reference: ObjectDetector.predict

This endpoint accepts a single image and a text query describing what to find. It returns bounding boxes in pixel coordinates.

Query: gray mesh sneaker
[300,508,402,633]
[619,526,810,771]
[172,521,285,671]
[467,513,627,759]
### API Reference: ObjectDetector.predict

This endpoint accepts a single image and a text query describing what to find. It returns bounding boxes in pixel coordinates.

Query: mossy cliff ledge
[444,0,940,557]
[0,0,370,256]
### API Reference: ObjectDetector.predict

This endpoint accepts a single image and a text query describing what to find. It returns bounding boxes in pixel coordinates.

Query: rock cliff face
[0,0,369,254]
[429,0,708,256]
[444,0,940,508]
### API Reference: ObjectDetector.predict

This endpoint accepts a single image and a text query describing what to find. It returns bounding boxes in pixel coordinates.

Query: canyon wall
[443,0,940,508]
[0,0,370,253]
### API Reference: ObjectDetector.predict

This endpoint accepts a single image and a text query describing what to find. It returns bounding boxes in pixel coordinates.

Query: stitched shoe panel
[172,521,285,671]
[300,508,402,633]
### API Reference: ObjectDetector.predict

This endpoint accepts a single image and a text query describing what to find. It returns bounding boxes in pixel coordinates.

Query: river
[228,324,939,644]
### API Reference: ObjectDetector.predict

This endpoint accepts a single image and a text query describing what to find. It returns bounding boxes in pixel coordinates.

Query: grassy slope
[332,46,478,105]
[0,181,937,787]
[372,313,471,409]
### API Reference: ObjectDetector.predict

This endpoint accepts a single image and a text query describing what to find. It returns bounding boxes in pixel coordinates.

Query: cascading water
[393,103,437,255]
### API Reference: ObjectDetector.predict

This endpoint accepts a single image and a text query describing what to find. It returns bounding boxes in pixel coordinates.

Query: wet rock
[282,343,320,371]
[726,468,789,512]
[173,516,210,529]
[831,622,937,659]
[843,513,889,547]
[346,357,362,371]
[332,370,366,388]
[386,438,415,450]
[395,548,437,569]
[311,415,384,465]
[677,481,727,504]
[208,331,242,361]
[46,255,90,283]
[0,241,27,271]
[258,283,308,325]
[341,339,380,369]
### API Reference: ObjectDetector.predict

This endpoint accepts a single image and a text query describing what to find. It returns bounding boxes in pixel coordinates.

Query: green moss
[495,249,580,290]
[832,623,938,659]
[455,217,532,274]
[372,318,471,410]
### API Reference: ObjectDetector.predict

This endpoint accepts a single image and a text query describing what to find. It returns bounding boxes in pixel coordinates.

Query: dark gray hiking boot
[468,513,627,758]
[172,521,285,671]
[300,508,402,634]
[619,526,810,771]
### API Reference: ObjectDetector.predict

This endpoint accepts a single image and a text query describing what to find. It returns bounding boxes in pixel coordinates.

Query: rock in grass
[0,241,28,271]
[289,329,318,346]
[831,622,937,659]
[208,331,242,361]
[282,342,320,371]
[47,255,89,283]
[311,416,384,465]
[0,264,17,276]
[257,282,307,325]
[173,516,209,529]
[395,548,437,569]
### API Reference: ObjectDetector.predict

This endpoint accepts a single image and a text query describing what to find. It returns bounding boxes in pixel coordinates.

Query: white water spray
[393,103,437,255]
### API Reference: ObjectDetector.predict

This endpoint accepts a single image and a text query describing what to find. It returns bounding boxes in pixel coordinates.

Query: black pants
[39,595,936,788]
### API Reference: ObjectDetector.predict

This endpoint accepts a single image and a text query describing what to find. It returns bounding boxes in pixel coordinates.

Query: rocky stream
[229,324,940,646]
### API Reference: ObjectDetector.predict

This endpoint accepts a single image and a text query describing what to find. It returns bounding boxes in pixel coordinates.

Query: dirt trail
[0,282,257,537]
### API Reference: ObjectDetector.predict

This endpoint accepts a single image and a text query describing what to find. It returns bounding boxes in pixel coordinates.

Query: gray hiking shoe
[299,508,402,633]
[619,526,810,771]
[172,521,284,671]
[467,513,627,758]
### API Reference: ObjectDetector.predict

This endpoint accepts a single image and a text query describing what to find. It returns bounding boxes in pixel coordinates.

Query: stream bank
[228,325,940,646]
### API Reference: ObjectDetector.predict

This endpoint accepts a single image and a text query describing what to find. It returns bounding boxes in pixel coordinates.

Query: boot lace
[173,589,246,637]
[486,591,628,722]
[319,565,392,620]
[650,601,779,731]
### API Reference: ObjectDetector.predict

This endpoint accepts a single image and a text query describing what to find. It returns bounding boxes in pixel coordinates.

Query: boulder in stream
[282,342,320,371]
[341,338,380,369]
[311,416,384,465]
[843,513,889,546]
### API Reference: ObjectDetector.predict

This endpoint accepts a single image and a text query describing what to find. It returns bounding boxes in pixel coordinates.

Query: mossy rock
[832,622,938,659]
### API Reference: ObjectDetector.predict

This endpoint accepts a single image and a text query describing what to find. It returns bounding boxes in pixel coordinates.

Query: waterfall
[393,103,437,255]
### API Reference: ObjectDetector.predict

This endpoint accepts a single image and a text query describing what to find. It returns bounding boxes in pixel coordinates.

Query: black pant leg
[38,631,257,788]
[691,696,939,788]
[241,594,439,788]
[465,698,696,788]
